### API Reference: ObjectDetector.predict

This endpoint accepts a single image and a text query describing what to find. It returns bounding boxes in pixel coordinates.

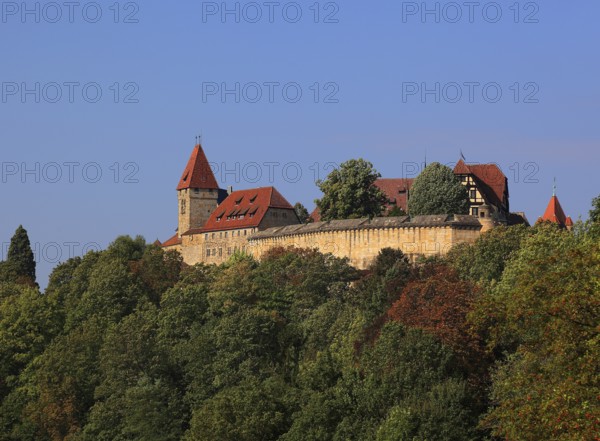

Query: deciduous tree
[315,159,386,221]
[407,163,470,215]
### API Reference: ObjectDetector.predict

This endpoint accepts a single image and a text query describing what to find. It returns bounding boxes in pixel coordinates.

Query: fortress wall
[176,216,482,269]
[248,224,480,269]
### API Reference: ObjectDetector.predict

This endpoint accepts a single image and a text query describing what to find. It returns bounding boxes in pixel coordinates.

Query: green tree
[186,377,297,441]
[21,317,104,441]
[315,159,386,221]
[473,224,599,440]
[4,226,36,286]
[0,285,62,400]
[334,323,478,440]
[446,224,529,285]
[294,202,310,223]
[589,194,600,223]
[407,163,470,215]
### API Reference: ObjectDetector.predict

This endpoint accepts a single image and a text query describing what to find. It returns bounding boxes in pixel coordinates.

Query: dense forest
[1,200,599,440]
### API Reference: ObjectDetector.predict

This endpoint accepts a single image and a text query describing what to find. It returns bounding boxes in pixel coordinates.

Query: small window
[470,190,477,199]
[244,230,247,236]
[219,248,222,257]
[471,207,479,216]
[219,232,222,238]
[205,234,208,240]
[212,233,215,239]
[480,212,486,218]
[217,217,222,222]
[206,249,210,257]
[194,189,200,194]
[225,232,228,238]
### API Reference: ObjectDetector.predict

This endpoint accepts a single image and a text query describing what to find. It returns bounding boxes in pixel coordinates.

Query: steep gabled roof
[540,195,568,227]
[177,144,219,190]
[453,159,508,208]
[310,207,321,222]
[374,178,414,211]
[182,186,296,234]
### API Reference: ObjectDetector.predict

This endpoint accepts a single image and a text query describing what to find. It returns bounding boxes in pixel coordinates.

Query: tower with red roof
[538,188,573,230]
[176,143,227,238]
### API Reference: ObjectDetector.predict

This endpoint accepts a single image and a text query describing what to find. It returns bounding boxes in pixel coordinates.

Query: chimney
[227,186,233,195]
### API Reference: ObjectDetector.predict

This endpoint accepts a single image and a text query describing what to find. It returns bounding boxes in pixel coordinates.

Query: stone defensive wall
[247,215,482,269]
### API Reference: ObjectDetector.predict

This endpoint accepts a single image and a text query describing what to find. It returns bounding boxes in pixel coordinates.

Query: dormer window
[249,194,257,203]
[235,196,244,205]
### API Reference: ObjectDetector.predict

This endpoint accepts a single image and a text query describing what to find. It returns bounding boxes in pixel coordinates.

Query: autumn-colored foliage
[387,265,488,379]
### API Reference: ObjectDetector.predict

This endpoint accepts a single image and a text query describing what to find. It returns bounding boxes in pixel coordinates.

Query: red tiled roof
[375,178,414,212]
[161,234,182,247]
[565,216,574,227]
[182,186,295,235]
[310,207,321,222]
[453,160,508,208]
[176,144,220,190]
[540,195,568,227]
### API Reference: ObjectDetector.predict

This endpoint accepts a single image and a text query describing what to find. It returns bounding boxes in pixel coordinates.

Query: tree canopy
[315,159,387,221]
[407,162,470,215]
[0,197,598,441]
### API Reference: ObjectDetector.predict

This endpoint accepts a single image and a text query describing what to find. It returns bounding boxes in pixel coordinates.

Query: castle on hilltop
[160,143,532,268]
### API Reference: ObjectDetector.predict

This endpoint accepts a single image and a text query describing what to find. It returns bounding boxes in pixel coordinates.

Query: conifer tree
[6,225,36,285]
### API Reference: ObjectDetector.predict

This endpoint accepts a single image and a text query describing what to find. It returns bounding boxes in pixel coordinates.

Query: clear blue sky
[1,0,599,288]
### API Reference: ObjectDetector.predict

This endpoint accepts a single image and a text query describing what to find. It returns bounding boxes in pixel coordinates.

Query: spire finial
[553,177,557,197]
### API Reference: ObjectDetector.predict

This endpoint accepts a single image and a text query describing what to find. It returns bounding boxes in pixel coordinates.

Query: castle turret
[537,193,571,230]
[477,203,495,232]
[176,144,223,237]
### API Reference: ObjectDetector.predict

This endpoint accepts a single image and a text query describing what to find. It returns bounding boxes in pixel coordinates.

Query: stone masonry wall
[175,215,482,269]
[248,220,480,269]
